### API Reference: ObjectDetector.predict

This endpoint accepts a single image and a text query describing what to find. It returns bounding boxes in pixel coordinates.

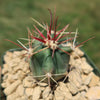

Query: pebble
[32,86,41,100]
[2,64,8,74]
[85,86,100,99]
[7,92,18,100]
[4,80,21,95]
[25,88,34,97]
[89,72,100,87]
[23,76,36,88]
[81,61,93,74]
[82,72,92,85]
[38,82,48,87]
[66,82,78,94]
[54,82,72,100]
[16,84,24,97]
[78,85,88,92]
[71,48,84,58]
[68,68,82,88]
[42,86,51,99]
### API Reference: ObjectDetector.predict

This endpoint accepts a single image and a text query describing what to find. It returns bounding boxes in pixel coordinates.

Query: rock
[72,93,87,100]
[12,51,22,58]
[2,64,8,74]
[66,82,78,94]
[70,58,93,74]
[80,91,87,97]
[68,68,82,88]
[38,82,48,87]
[21,96,27,100]
[46,93,53,100]
[16,97,21,100]
[2,73,9,80]
[32,86,41,100]
[6,51,13,58]
[25,88,34,97]
[89,73,100,87]
[97,81,100,86]
[7,92,18,100]
[81,57,87,61]
[71,48,84,58]
[14,61,29,73]
[85,86,100,100]
[82,73,92,85]
[72,93,81,100]
[4,54,12,64]
[42,86,51,99]
[7,74,17,83]
[1,81,10,88]
[54,82,72,100]
[13,65,22,73]
[16,96,27,100]
[69,58,83,73]
[23,65,30,72]
[8,58,20,68]
[4,80,21,95]
[23,76,36,88]
[11,70,26,80]
[81,61,93,74]
[16,84,24,97]
[40,87,46,91]
[4,71,25,84]
[78,85,88,92]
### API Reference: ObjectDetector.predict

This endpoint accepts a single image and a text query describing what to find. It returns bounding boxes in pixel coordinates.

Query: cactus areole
[6,9,94,84]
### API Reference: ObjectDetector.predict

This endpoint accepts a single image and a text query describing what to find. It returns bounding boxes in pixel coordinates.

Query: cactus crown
[5,9,94,58]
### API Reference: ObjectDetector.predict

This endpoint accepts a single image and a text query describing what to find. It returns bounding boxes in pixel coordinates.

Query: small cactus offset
[6,9,94,86]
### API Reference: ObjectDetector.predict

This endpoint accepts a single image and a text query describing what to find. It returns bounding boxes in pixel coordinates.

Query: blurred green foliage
[0,0,100,68]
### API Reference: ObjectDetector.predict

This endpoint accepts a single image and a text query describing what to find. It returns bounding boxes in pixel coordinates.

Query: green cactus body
[30,42,72,81]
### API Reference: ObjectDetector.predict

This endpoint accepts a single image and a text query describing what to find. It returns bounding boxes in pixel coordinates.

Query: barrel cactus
[6,9,94,86]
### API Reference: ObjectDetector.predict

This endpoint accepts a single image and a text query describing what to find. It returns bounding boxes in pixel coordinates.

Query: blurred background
[0,0,100,69]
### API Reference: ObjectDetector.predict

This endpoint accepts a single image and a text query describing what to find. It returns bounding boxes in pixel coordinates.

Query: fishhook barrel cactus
[6,9,94,86]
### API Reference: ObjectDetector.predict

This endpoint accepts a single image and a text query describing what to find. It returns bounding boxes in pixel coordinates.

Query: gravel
[1,48,100,100]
